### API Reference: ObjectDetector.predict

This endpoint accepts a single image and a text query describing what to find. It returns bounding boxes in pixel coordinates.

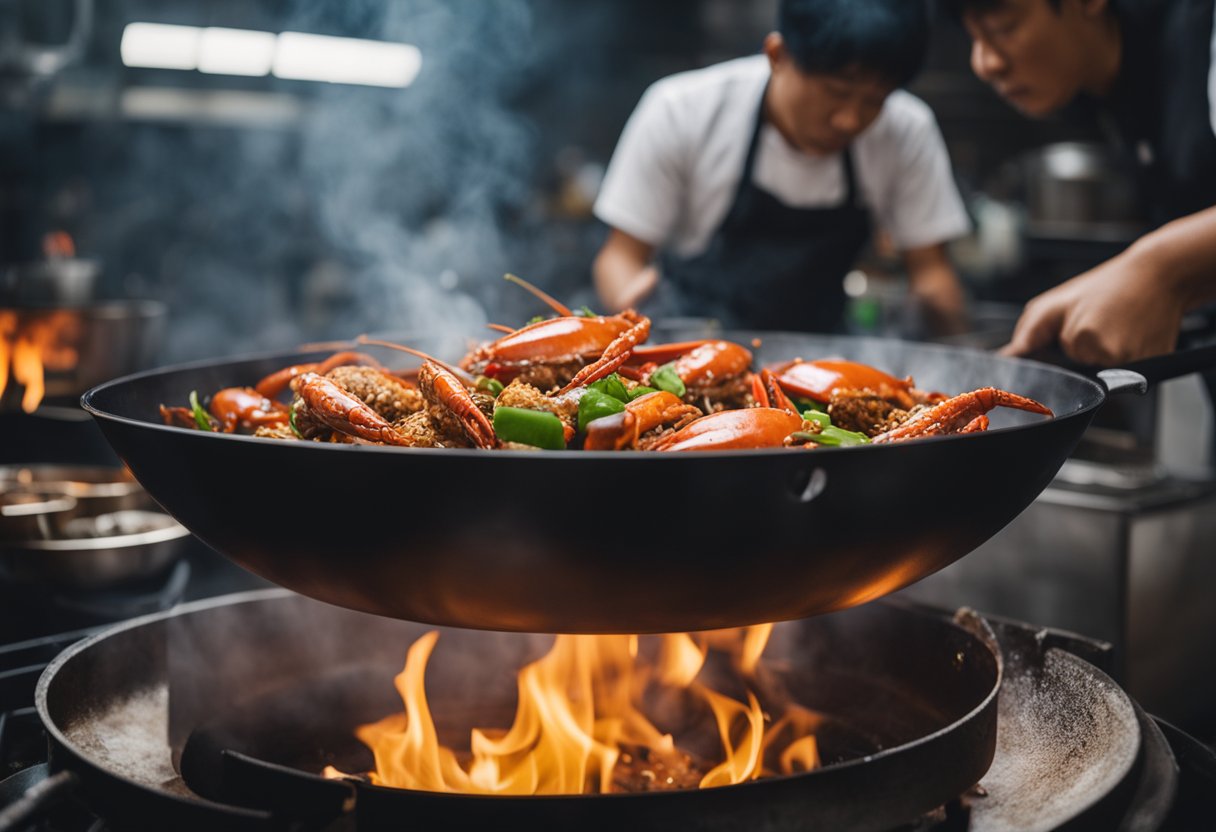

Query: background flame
[0,311,82,413]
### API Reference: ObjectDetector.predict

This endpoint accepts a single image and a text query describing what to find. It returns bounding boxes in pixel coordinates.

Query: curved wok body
[83,332,1103,633]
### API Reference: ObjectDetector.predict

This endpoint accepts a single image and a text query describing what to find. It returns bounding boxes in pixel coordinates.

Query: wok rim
[36,588,1000,805]
[80,337,1105,461]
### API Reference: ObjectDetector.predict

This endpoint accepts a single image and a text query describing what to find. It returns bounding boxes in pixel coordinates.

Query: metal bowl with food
[0,509,191,590]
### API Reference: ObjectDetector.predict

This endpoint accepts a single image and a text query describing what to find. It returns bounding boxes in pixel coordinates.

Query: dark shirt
[1096,0,1216,226]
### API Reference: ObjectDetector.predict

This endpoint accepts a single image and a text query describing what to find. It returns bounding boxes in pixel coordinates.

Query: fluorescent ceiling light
[198,27,277,77]
[120,23,421,88]
[120,23,201,70]
[273,32,422,88]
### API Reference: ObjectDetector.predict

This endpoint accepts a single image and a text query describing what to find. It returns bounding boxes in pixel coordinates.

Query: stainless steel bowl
[0,509,191,589]
[0,464,153,515]
[0,492,78,541]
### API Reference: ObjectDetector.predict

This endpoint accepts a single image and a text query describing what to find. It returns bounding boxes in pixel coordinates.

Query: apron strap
[841,146,862,209]
[719,80,771,228]
[727,78,864,220]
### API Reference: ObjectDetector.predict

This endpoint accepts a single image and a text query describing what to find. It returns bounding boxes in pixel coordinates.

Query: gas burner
[1,591,1213,831]
[0,559,189,643]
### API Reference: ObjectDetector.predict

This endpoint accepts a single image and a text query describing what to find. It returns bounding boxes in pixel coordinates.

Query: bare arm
[902,243,969,337]
[593,228,660,313]
[1001,205,1216,365]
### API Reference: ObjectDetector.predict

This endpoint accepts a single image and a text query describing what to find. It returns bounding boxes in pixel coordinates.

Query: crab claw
[873,387,1052,443]
[583,391,701,451]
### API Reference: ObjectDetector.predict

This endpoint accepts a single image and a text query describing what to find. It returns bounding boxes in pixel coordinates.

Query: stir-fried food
[160,276,1054,451]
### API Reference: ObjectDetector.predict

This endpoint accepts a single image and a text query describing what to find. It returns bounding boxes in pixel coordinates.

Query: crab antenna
[504,273,575,318]
[487,323,515,334]
[355,336,473,381]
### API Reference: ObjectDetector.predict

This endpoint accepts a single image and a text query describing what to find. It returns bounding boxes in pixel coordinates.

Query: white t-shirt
[594,55,971,259]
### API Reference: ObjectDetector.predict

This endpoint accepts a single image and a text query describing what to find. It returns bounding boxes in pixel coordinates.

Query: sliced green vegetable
[803,410,832,429]
[189,390,217,432]
[289,401,304,439]
[493,406,566,450]
[794,397,827,413]
[804,425,870,447]
[650,363,686,398]
[575,305,598,318]
[476,376,505,397]
[587,373,630,403]
[577,389,626,432]
[627,385,658,400]
[526,314,547,325]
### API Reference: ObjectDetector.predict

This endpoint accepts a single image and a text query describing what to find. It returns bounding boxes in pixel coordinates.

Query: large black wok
[80,331,1215,633]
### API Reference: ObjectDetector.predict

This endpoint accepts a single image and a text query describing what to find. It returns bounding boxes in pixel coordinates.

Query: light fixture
[273,32,422,88]
[198,27,277,77]
[120,22,201,71]
[119,23,421,89]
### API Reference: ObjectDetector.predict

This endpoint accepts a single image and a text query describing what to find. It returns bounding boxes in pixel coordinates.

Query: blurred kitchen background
[2,0,1163,357]
[2,0,1214,737]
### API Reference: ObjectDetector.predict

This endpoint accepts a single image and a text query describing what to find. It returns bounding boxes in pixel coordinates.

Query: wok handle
[1098,342,1216,395]
[0,769,78,832]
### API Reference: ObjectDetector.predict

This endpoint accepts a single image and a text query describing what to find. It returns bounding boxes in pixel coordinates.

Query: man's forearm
[903,244,968,336]
[1132,205,1216,310]
[594,247,658,312]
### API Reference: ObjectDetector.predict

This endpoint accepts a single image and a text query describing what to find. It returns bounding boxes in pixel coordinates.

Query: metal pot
[1022,142,1146,238]
[0,259,100,306]
[0,301,167,409]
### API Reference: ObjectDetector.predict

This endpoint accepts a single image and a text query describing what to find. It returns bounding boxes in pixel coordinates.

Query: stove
[0,577,1213,832]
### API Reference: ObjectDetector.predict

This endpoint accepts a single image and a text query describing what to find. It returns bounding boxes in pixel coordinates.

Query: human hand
[999,248,1185,366]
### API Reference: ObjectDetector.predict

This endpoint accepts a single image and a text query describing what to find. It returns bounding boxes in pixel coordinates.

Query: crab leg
[256,351,383,399]
[296,373,412,446]
[873,388,1052,444]
[751,368,800,415]
[354,338,497,450]
[418,362,498,450]
[959,415,990,434]
[557,311,651,395]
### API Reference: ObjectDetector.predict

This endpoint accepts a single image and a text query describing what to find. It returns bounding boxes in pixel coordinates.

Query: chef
[591,0,971,334]
[951,0,1216,365]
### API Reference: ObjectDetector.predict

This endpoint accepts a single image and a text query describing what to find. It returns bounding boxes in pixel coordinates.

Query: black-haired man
[592,0,969,334]
[952,0,1216,365]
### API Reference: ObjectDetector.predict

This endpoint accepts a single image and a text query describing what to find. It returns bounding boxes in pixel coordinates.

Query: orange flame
[336,623,818,795]
[0,310,81,412]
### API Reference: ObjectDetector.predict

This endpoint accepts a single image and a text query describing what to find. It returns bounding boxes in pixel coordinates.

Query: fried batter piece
[253,423,299,441]
[497,378,578,431]
[827,389,911,437]
[686,373,754,413]
[510,360,584,393]
[390,411,446,448]
[325,365,424,423]
[290,400,332,441]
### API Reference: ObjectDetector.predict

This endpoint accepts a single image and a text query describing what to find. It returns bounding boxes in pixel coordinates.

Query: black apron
[1096,0,1216,454]
[656,84,872,333]
[1097,0,1216,226]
